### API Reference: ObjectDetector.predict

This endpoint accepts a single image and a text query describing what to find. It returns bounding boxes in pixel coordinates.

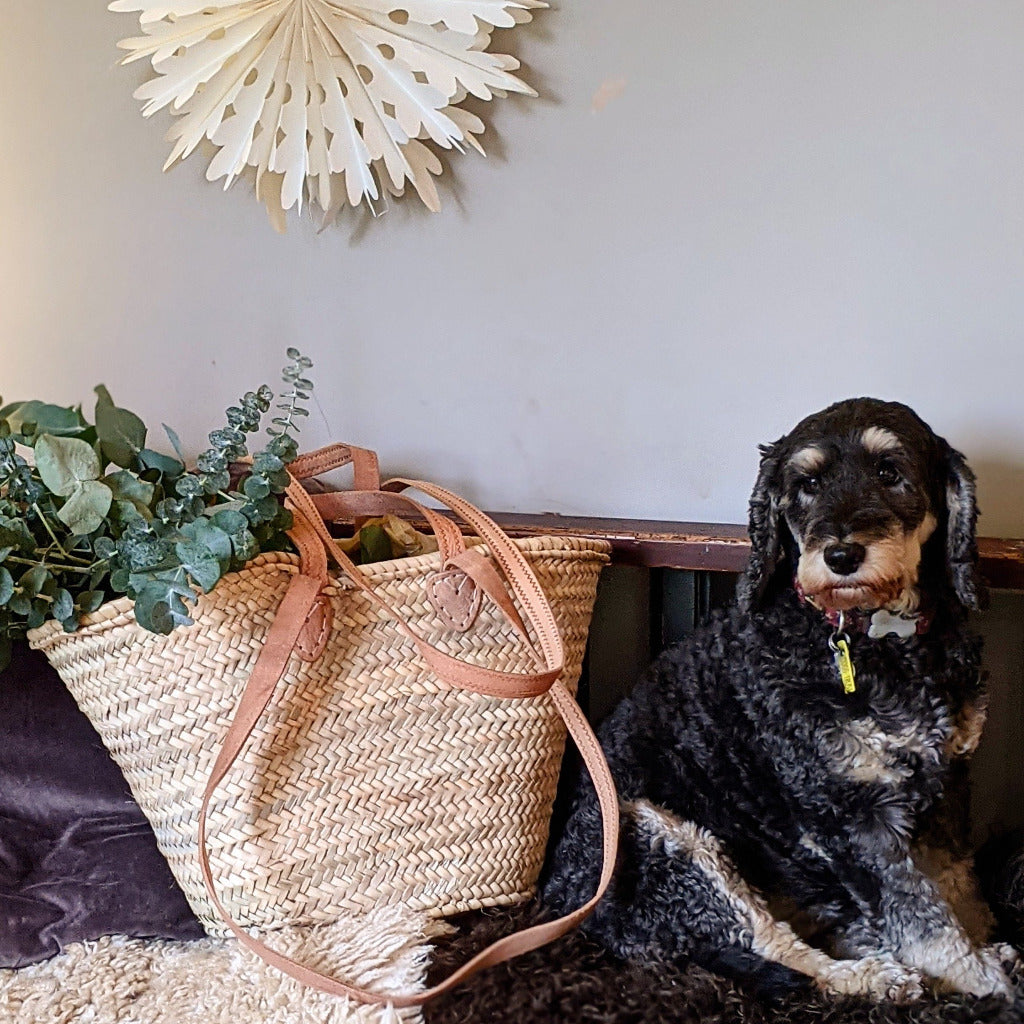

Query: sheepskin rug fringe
[0,905,450,1024]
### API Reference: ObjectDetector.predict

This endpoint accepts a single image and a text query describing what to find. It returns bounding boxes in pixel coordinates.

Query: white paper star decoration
[110,0,546,227]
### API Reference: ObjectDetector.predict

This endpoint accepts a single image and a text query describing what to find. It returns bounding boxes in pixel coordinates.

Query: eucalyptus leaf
[174,475,204,499]
[243,495,280,522]
[174,540,223,593]
[197,469,231,494]
[242,474,271,500]
[93,536,118,560]
[0,518,34,556]
[6,518,35,553]
[138,448,185,479]
[52,588,75,622]
[196,450,228,475]
[120,529,172,572]
[108,499,146,529]
[78,591,106,614]
[95,386,148,468]
[133,577,195,633]
[181,519,232,569]
[360,523,392,565]
[57,480,113,535]
[105,470,156,516]
[251,452,283,474]
[3,402,85,439]
[163,423,187,463]
[231,529,258,563]
[19,565,50,597]
[211,509,249,535]
[35,435,101,496]
[0,568,13,605]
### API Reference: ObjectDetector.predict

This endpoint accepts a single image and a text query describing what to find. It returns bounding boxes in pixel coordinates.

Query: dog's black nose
[824,542,866,576]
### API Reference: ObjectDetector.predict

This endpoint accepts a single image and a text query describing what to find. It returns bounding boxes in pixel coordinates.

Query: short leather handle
[387,478,565,662]
[289,443,380,491]
[312,490,532,644]
[310,490,467,569]
[286,482,563,700]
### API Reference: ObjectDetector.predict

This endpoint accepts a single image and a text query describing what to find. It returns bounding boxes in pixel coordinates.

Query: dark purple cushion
[0,644,204,967]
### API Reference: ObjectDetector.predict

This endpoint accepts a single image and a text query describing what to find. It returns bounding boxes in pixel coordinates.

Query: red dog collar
[794,580,932,638]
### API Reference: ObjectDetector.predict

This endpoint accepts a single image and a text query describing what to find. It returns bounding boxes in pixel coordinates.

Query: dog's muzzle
[797,535,912,613]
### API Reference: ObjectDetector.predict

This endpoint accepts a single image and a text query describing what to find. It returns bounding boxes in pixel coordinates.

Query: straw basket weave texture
[28,536,609,938]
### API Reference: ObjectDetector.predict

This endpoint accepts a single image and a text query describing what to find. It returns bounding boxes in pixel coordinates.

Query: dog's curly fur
[544,398,1015,1002]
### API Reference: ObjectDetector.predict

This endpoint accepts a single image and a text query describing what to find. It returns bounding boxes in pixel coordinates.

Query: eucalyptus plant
[0,349,315,670]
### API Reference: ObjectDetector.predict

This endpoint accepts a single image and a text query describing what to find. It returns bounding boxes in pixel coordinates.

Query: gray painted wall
[3,2,1024,534]
[1,4,1021,826]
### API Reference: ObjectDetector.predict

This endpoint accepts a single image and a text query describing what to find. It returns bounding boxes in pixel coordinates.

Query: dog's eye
[798,476,820,496]
[877,460,902,487]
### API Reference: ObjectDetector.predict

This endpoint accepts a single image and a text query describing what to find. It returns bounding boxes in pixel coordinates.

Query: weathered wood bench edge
[481,512,1024,588]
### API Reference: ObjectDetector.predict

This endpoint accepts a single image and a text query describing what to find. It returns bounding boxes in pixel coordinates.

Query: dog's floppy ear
[942,442,988,611]
[737,441,784,613]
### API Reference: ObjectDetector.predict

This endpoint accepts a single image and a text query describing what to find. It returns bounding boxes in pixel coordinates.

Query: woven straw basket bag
[28,444,620,1006]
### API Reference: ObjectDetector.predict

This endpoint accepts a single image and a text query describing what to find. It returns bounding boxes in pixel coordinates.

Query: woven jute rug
[0,905,448,1024]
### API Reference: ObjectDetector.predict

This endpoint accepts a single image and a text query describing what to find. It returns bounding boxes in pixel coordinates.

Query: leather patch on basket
[426,570,482,633]
[295,592,333,662]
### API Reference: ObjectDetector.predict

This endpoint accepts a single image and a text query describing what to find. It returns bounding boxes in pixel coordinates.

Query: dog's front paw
[823,955,924,1002]
[984,941,1022,976]
[937,946,1014,998]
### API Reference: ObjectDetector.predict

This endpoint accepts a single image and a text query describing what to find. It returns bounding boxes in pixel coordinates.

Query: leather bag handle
[311,490,533,643]
[196,453,620,1008]
[289,443,381,491]
[286,481,563,699]
[310,489,468,576]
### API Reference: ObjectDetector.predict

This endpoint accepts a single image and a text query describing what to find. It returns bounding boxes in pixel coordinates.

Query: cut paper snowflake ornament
[110,0,546,227]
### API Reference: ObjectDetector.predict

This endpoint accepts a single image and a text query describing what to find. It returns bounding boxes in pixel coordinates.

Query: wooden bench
[482,512,1024,588]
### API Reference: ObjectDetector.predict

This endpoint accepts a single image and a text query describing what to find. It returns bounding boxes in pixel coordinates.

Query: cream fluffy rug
[0,905,449,1024]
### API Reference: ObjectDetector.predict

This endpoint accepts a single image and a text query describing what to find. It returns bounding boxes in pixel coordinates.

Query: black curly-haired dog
[544,397,1016,1001]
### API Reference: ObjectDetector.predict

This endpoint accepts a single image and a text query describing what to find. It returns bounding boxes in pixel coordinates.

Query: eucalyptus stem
[41,542,93,567]
[4,555,96,575]
[32,504,77,561]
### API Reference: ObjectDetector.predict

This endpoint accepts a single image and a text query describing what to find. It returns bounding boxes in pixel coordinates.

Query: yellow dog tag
[833,637,856,694]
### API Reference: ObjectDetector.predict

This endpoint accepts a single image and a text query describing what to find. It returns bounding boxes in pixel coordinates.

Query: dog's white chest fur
[822,715,948,788]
